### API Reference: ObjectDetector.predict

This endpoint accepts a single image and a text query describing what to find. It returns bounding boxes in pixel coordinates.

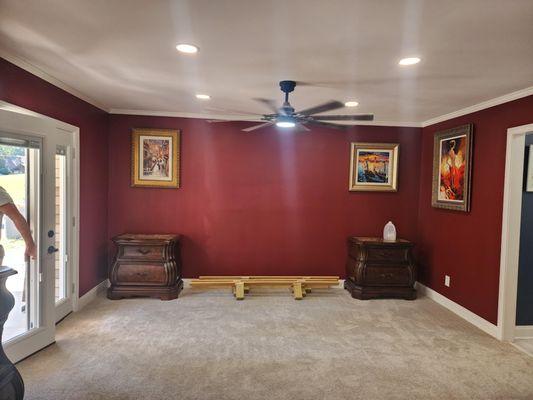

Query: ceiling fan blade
[304,120,348,130]
[254,98,279,114]
[297,100,344,116]
[242,121,274,132]
[313,114,374,121]
[295,123,310,132]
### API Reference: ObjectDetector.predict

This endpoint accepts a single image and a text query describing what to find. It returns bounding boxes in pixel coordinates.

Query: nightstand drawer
[122,245,165,260]
[116,263,166,285]
[363,265,411,286]
[366,248,408,262]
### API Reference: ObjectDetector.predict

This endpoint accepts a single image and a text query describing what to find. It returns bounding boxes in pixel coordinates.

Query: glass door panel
[1,141,40,343]
[53,142,73,323]
[55,149,67,304]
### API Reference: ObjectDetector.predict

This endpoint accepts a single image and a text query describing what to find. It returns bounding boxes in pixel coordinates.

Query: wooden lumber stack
[189,276,340,300]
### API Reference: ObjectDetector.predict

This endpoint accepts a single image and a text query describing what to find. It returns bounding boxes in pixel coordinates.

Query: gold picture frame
[131,128,180,188]
[431,124,473,212]
[349,142,399,192]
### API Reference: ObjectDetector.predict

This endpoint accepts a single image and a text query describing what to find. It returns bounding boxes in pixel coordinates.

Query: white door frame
[0,101,80,361]
[498,123,533,341]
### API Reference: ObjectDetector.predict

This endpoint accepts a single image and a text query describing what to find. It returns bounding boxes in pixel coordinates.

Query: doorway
[498,123,533,342]
[0,102,80,363]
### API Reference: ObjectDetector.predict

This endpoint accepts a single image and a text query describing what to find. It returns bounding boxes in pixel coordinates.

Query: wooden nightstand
[344,237,416,300]
[107,234,183,301]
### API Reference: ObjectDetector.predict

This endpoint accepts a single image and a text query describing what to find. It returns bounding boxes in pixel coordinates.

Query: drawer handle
[136,272,148,277]
[137,248,150,255]
[380,273,394,278]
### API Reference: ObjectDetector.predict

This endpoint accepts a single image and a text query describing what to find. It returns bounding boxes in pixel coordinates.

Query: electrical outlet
[444,275,451,287]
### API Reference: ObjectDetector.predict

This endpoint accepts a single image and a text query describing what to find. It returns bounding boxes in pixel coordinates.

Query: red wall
[5,55,531,325]
[417,95,533,324]
[108,115,421,277]
[0,58,109,296]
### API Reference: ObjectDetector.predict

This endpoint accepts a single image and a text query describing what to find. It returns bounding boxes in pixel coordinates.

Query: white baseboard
[76,279,110,311]
[416,282,499,339]
[515,325,533,339]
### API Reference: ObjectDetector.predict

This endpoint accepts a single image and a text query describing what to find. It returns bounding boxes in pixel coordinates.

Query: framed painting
[349,142,399,192]
[131,128,180,188]
[431,124,473,211]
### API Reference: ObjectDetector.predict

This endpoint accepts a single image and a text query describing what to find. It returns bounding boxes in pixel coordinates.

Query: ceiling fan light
[344,101,359,107]
[275,115,296,128]
[276,121,296,128]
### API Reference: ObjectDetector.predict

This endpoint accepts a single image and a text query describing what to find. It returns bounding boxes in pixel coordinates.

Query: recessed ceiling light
[399,57,421,66]
[176,44,199,54]
[195,94,211,100]
[344,101,359,107]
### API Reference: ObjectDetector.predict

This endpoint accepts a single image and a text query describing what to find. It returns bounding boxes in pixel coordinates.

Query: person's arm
[0,203,37,260]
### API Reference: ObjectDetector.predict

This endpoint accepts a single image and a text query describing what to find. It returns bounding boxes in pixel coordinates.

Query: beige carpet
[17,286,533,400]
[514,339,533,357]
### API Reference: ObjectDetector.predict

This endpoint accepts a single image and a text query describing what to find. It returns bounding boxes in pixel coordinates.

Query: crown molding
[0,50,109,112]
[421,86,533,128]
[109,108,422,128]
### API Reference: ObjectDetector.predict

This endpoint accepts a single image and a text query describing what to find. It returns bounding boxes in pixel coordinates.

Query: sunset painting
[349,143,399,192]
[357,150,391,184]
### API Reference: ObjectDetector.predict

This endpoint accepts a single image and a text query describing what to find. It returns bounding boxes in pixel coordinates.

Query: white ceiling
[1,0,533,125]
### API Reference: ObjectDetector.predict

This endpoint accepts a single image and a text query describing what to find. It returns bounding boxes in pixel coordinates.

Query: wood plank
[198,275,338,280]
[190,275,340,300]
[235,281,245,300]
[293,281,304,300]
[191,280,338,287]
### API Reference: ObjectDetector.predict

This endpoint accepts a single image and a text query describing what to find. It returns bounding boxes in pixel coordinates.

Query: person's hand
[25,242,37,261]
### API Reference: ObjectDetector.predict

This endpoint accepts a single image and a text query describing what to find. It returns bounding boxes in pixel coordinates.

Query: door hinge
[39,272,43,283]
[72,216,76,227]
[72,282,76,295]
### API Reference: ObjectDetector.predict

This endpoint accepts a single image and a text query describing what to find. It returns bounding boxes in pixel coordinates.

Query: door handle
[47,246,59,254]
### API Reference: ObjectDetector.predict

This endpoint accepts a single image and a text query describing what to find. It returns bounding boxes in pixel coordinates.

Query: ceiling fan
[210,80,374,132]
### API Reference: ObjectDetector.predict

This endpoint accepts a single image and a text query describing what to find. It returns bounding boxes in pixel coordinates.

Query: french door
[0,105,77,363]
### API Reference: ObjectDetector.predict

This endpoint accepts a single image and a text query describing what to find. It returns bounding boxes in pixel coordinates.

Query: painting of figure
[142,137,170,179]
[349,143,399,191]
[438,135,466,201]
[432,124,473,211]
[131,128,180,188]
